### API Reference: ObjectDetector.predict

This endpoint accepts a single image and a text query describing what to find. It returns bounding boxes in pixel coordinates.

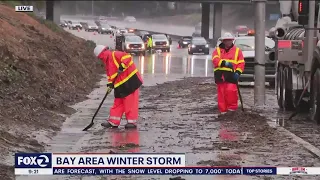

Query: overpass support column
[212,3,222,44]
[253,0,266,106]
[201,3,210,40]
[46,1,54,21]
[53,0,61,24]
[46,0,61,24]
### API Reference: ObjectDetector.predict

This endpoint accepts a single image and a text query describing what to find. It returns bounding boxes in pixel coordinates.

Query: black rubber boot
[124,123,137,129]
[101,122,118,128]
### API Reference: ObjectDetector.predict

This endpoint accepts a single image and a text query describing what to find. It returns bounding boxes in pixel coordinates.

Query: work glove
[107,83,114,89]
[223,61,233,69]
[233,72,240,81]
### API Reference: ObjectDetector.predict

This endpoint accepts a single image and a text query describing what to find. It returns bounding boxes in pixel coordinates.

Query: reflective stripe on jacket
[105,51,143,98]
[212,44,245,84]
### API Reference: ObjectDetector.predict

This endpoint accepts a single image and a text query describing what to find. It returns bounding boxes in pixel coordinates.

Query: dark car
[178,36,192,48]
[115,33,135,51]
[98,24,113,34]
[188,37,210,55]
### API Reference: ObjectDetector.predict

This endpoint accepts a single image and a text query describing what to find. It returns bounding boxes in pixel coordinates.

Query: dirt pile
[0,4,103,179]
[215,111,278,149]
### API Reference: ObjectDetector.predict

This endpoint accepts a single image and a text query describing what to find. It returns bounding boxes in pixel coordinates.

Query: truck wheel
[277,65,284,109]
[281,67,294,110]
[166,48,170,52]
[310,69,320,123]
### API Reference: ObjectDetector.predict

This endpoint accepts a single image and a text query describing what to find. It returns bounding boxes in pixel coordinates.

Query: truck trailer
[269,0,320,122]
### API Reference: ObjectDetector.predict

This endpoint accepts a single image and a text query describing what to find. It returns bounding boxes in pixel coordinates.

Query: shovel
[233,69,244,112]
[83,72,121,131]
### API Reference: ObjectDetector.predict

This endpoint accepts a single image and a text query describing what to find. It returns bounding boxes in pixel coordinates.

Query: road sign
[269,14,280,20]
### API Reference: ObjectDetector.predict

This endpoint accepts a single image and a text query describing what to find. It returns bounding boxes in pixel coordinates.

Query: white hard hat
[94,45,107,57]
[220,32,235,40]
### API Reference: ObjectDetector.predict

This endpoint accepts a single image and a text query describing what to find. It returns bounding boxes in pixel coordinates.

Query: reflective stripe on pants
[127,119,137,124]
[108,116,121,126]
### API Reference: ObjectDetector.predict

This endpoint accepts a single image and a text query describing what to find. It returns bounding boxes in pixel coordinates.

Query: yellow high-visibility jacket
[147,37,153,47]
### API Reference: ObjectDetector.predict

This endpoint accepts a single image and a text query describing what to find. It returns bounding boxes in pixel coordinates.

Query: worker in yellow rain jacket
[147,36,153,52]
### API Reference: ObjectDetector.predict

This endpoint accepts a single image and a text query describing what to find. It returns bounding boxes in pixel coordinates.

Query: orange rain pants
[217,82,238,113]
[108,89,139,126]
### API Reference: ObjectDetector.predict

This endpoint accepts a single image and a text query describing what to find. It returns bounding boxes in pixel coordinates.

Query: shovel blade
[83,122,94,131]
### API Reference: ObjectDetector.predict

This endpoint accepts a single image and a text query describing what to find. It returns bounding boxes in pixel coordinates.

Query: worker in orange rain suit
[212,33,245,114]
[111,129,140,152]
[94,45,143,129]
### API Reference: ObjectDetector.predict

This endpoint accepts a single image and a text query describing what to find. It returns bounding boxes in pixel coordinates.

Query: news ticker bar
[15,167,319,175]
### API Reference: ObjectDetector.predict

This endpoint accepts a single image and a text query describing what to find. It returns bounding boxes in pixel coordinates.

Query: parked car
[115,33,135,51]
[128,28,136,33]
[84,22,98,32]
[116,28,128,35]
[80,21,88,28]
[68,21,82,30]
[124,16,136,23]
[122,35,146,56]
[216,36,276,86]
[233,25,250,37]
[98,24,113,34]
[188,37,210,55]
[59,21,67,28]
[151,34,170,52]
[178,36,192,48]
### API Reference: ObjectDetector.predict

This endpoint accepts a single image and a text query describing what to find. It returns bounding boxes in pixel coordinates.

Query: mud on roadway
[44,77,320,180]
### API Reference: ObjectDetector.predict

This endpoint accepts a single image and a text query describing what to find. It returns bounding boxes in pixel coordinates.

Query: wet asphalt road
[15,26,320,180]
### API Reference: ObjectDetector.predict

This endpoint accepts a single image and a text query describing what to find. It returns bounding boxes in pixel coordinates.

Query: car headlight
[141,44,145,49]
[183,42,187,44]
[126,44,130,49]
[102,28,105,30]
[192,45,196,48]
[153,42,156,46]
[205,44,209,48]
[166,41,169,46]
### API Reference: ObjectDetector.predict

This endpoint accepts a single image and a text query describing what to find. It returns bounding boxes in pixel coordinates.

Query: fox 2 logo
[15,153,52,168]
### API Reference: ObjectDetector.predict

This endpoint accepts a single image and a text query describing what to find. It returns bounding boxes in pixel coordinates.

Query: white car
[216,36,276,86]
[68,21,82,30]
[124,16,136,23]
